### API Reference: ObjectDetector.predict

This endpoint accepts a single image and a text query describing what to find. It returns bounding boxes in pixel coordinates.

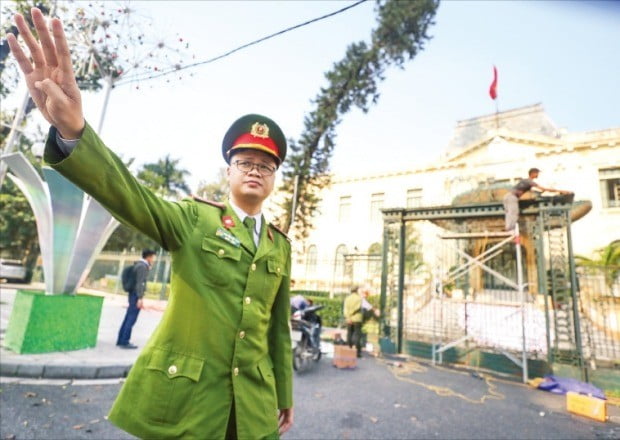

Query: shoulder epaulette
[192,195,226,210]
[269,223,291,242]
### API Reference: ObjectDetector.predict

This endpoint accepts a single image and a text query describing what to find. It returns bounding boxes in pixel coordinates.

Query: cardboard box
[333,345,357,369]
[566,391,607,422]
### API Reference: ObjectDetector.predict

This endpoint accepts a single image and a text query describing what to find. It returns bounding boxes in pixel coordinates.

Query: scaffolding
[431,226,528,382]
[379,196,590,382]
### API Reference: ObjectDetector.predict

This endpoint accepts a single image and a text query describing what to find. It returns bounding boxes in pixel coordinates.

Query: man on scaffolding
[503,168,573,231]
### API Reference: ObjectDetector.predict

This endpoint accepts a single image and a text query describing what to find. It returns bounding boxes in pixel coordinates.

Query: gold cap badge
[250,122,270,138]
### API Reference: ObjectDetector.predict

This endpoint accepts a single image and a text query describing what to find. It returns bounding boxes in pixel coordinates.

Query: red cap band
[230,133,280,159]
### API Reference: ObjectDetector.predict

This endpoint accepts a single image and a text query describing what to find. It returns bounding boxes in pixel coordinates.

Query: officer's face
[227,149,277,204]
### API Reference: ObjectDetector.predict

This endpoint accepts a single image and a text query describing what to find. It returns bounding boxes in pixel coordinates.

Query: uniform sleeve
[44,123,197,251]
[268,242,293,409]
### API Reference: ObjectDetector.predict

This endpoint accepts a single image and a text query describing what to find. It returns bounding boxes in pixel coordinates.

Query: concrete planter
[4,290,104,354]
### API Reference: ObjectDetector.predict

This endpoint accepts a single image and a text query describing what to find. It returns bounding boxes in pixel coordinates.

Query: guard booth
[379,195,596,383]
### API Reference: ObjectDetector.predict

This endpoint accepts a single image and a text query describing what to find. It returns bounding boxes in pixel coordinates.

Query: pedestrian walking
[116,249,156,349]
[7,9,293,439]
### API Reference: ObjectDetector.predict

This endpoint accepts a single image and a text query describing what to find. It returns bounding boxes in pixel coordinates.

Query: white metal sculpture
[1,152,119,295]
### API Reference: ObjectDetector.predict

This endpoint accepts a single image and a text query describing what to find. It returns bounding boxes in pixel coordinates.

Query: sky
[4,0,620,191]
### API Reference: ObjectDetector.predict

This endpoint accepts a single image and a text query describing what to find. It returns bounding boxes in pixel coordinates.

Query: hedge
[91,278,170,299]
[145,282,170,299]
[306,295,344,328]
[304,294,381,328]
[291,289,330,298]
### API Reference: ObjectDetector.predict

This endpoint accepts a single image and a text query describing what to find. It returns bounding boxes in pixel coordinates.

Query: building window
[599,167,620,208]
[338,196,352,222]
[406,188,423,208]
[306,245,317,278]
[334,244,348,280]
[370,192,385,223]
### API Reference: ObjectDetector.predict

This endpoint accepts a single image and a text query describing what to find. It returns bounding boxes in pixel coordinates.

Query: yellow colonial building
[292,103,620,291]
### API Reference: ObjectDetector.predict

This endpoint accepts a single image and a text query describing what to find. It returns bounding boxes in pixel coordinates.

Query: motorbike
[290,304,323,372]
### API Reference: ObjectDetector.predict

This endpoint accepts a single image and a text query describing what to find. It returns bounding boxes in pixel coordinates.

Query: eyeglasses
[233,160,276,176]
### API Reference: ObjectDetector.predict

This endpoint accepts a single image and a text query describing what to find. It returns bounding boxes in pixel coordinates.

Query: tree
[276,0,439,240]
[1,1,192,262]
[195,168,229,201]
[576,239,620,290]
[137,154,191,200]
[0,3,47,267]
[0,113,43,273]
[0,172,39,275]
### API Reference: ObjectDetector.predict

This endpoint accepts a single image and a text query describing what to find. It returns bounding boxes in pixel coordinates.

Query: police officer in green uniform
[8,9,294,439]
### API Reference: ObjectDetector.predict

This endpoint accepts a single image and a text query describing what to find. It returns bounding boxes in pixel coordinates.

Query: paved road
[0,379,131,440]
[2,355,618,439]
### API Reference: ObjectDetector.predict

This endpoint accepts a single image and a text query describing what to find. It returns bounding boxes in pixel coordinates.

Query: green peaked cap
[221,114,287,165]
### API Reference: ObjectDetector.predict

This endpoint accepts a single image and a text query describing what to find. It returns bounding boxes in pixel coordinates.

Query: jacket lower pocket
[257,357,279,423]
[141,348,205,424]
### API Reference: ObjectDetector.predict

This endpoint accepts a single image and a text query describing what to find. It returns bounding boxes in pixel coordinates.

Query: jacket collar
[223,200,273,259]
[254,216,274,261]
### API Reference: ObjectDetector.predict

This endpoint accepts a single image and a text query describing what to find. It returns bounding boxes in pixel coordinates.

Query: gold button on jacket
[44,123,293,440]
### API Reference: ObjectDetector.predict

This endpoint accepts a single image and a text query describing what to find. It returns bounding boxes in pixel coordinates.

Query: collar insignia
[222,215,235,229]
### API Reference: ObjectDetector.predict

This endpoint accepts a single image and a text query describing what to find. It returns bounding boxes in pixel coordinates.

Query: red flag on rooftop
[489,65,498,100]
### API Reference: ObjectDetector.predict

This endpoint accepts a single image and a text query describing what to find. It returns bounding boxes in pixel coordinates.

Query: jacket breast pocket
[201,235,242,287]
[141,348,205,424]
[263,257,288,304]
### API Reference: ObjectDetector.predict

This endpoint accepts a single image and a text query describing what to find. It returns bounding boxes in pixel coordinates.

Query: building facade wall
[291,118,619,288]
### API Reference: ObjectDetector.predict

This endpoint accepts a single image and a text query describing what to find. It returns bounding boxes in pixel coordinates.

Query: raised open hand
[7,8,84,139]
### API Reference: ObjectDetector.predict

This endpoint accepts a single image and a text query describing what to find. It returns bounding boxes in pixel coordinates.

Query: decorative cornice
[332,127,619,184]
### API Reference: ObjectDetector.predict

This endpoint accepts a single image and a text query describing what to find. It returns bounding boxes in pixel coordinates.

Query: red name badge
[222,216,235,229]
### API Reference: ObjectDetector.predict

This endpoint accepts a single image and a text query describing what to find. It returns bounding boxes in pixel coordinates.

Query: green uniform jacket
[44,123,293,439]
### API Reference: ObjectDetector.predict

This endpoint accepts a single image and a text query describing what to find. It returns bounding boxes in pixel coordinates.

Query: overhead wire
[116,0,369,86]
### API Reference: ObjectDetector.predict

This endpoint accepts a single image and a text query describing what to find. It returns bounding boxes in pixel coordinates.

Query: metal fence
[33,247,618,369]
[392,222,549,364]
[31,251,378,298]
[576,265,620,365]
[380,214,620,382]
[292,254,383,296]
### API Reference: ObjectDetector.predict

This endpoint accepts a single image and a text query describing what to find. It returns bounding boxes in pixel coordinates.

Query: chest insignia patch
[216,227,241,247]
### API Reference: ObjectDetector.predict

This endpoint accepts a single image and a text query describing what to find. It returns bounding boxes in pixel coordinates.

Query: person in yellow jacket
[343,286,365,358]
[343,286,379,358]
[8,9,293,439]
